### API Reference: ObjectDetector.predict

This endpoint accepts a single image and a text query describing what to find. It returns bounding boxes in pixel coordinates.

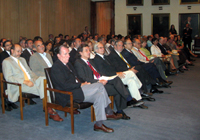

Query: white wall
[115,0,200,36]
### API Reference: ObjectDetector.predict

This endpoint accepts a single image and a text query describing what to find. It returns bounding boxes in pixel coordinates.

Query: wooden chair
[192,37,200,53]
[0,73,38,120]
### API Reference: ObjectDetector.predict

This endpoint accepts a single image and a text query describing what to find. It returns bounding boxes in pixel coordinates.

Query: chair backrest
[44,68,56,103]
[194,37,200,47]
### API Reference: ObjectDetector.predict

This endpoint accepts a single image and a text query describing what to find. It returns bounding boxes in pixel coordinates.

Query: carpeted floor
[0,58,200,140]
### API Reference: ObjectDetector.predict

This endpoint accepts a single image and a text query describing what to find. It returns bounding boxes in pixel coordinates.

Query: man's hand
[81,82,91,87]
[129,66,138,74]
[23,80,34,87]
[98,80,108,85]
[153,55,157,57]
[116,72,126,79]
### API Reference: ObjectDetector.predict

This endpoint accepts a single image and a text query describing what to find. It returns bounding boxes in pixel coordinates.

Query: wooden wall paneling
[96,2,111,36]
[19,0,28,40]
[64,0,71,37]
[0,0,4,39]
[3,0,20,44]
[41,0,49,42]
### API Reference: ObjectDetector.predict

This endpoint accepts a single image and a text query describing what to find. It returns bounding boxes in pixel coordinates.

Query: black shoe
[147,97,156,101]
[2,103,12,111]
[190,59,196,61]
[132,100,144,107]
[141,92,152,98]
[155,82,164,87]
[25,99,37,105]
[188,63,194,66]
[142,97,156,101]
[3,99,13,111]
[150,88,163,94]
[177,69,184,73]
[9,103,18,109]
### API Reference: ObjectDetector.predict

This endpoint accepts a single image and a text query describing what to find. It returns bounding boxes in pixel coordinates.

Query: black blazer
[21,49,32,65]
[121,49,144,66]
[93,54,116,76]
[0,51,10,72]
[183,28,192,42]
[74,59,98,83]
[50,59,84,107]
[108,45,114,52]
[107,50,129,72]
[69,48,79,66]
[157,43,168,55]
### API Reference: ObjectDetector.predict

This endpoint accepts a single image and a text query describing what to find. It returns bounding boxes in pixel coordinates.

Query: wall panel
[96,2,111,36]
[0,0,90,43]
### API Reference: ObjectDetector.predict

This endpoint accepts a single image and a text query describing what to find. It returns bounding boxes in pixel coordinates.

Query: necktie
[31,50,34,55]
[66,64,81,83]
[87,61,101,79]
[17,59,29,81]
[138,50,149,61]
[119,53,131,68]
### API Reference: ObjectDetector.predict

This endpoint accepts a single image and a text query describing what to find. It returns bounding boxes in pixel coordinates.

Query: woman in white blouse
[150,38,164,57]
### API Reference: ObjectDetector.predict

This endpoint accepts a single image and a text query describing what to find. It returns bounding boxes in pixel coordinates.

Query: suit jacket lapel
[35,52,49,67]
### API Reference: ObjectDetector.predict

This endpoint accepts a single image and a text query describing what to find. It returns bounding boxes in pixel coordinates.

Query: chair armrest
[46,88,73,95]
[2,80,21,86]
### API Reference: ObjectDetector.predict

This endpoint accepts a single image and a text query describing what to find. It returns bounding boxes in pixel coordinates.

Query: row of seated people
[1,33,186,133]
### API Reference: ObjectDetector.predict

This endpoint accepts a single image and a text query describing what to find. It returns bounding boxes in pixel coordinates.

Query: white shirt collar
[6,51,10,55]
[133,47,139,51]
[96,53,104,59]
[1,47,4,51]
[81,58,89,64]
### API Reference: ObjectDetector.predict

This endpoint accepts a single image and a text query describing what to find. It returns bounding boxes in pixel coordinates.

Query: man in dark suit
[0,38,6,53]
[74,45,144,115]
[69,38,81,65]
[0,40,12,72]
[21,39,34,65]
[183,24,192,50]
[0,40,18,111]
[51,45,122,133]
[107,40,163,94]
[93,42,155,102]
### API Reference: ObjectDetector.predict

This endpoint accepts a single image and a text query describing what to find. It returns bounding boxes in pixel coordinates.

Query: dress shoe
[144,97,156,101]
[141,93,151,98]
[190,58,196,61]
[177,69,184,73]
[150,88,163,94]
[94,124,114,133]
[164,80,173,85]
[9,103,18,109]
[132,100,144,107]
[25,99,37,105]
[2,104,12,111]
[49,113,63,122]
[138,104,148,109]
[155,82,164,87]
[48,107,63,122]
[116,112,130,120]
[127,99,144,107]
[188,63,194,66]
[106,113,122,120]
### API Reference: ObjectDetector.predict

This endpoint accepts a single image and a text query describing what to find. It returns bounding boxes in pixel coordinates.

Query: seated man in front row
[50,45,121,133]
[2,44,57,120]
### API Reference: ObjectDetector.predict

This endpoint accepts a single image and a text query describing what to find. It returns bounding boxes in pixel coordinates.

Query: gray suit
[29,52,53,77]
[2,57,45,102]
